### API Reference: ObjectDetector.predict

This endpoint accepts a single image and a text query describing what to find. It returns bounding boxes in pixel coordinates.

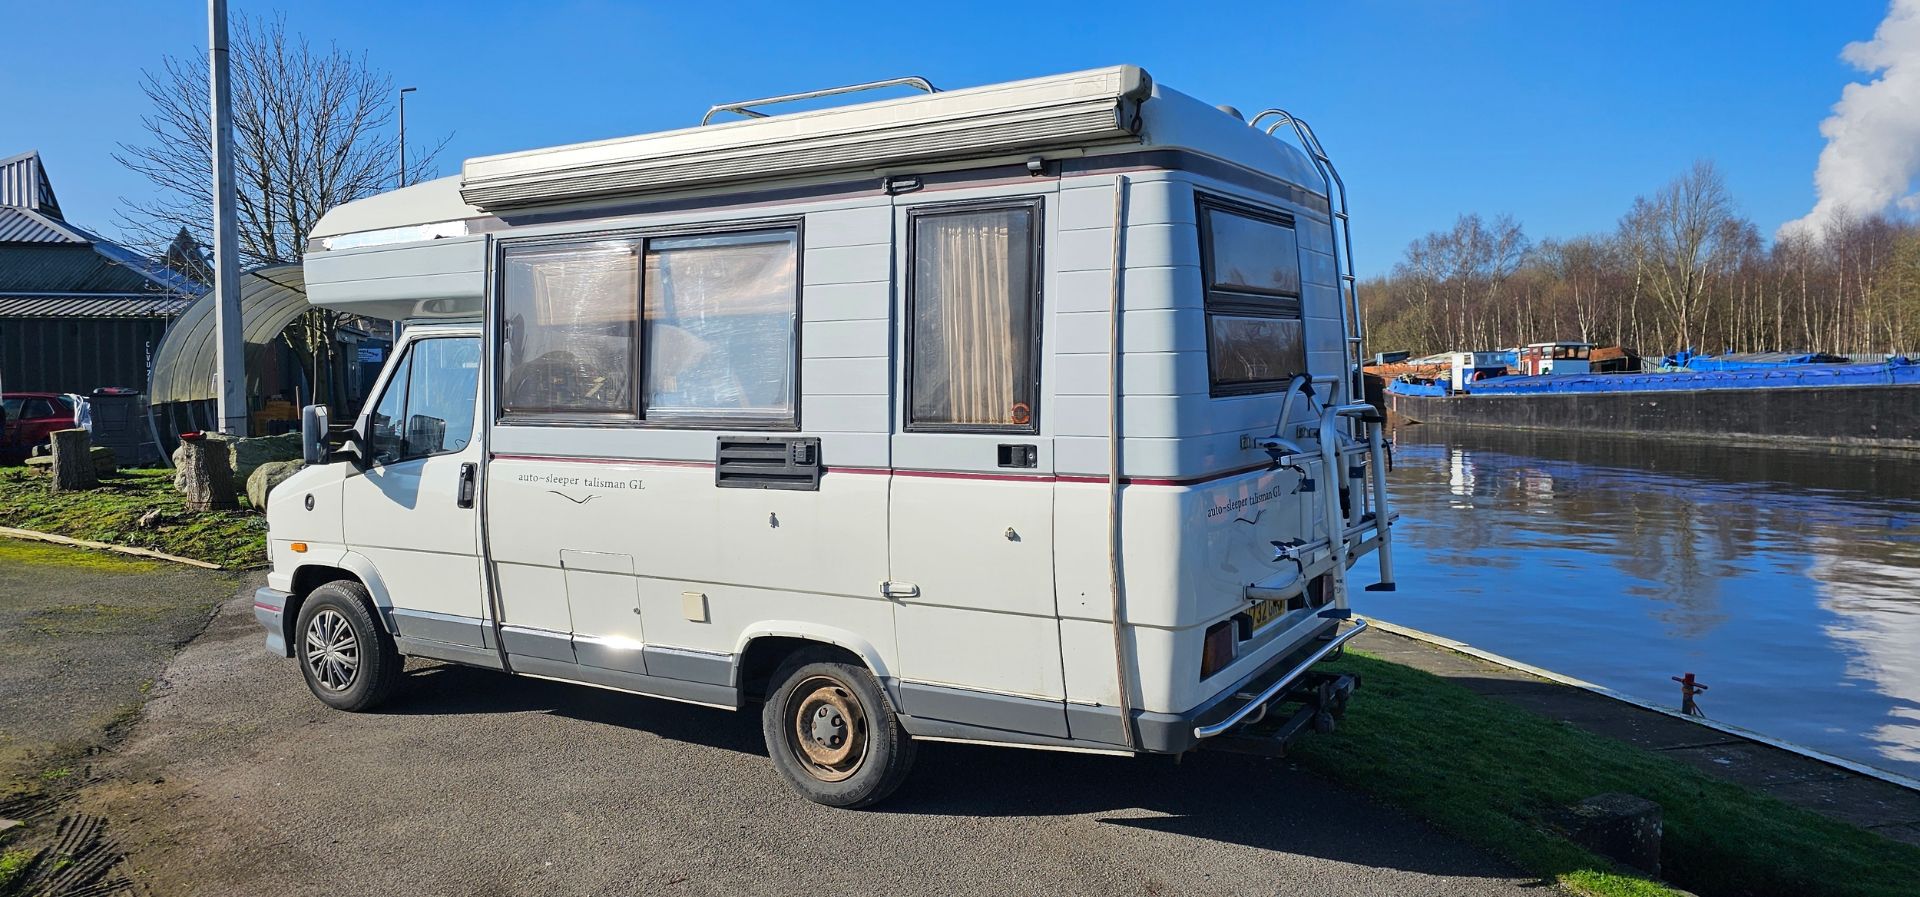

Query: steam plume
[1782,0,1920,238]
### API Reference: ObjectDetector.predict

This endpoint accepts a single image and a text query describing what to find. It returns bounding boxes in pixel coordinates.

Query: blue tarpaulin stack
[1463,359,1918,396]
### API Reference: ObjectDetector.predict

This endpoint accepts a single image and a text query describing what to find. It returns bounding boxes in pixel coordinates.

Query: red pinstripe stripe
[489,454,1274,487]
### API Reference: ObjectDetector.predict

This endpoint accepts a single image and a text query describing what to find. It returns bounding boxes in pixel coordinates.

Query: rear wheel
[294,581,401,712]
[761,656,915,808]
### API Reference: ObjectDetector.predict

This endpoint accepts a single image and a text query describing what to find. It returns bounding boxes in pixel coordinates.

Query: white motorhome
[254,66,1395,807]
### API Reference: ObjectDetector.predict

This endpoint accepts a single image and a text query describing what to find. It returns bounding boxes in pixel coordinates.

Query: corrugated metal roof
[0,150,62,216]
[0,244,167,292]
[89,234,203,293]
[0,234,206,298]
[0,207,88,243]
[0,292,197,318]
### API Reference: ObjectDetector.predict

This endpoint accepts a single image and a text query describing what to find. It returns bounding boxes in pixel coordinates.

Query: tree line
[1360,161,1920,358]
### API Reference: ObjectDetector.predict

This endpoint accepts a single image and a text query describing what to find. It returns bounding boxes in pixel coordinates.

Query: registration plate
[1245,598,1290,633]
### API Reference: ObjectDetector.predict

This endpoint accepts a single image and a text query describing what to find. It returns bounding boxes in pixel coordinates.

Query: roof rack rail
[700,76,939,126]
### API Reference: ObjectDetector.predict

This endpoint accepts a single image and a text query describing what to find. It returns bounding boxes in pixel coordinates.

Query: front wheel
[294,581,402,712]
[761,656,916,808]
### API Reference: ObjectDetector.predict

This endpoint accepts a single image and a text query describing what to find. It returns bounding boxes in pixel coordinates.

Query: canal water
[1355,423,1920,780]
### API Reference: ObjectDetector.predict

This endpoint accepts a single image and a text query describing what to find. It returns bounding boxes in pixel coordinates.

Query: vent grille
[716,436,822,491]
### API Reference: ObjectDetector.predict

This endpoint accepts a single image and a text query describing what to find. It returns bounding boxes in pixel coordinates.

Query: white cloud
[1781,0,1920,239]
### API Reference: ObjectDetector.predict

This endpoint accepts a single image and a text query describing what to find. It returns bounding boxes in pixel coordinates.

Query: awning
[147,263,311,403]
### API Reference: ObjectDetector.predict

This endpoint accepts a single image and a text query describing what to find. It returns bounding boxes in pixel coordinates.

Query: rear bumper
[1127,616,1364,754]
[254,587,291,657]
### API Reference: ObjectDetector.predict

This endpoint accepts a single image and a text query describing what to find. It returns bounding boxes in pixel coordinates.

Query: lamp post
[209,0,246,435]
[398,86,417,188]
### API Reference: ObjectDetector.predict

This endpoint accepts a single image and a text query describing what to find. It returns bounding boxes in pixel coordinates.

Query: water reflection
[1359,423,1920,779]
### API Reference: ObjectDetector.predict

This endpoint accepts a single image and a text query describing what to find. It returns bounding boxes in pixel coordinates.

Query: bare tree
[114,13,446,402]
[1616,161,1741,352]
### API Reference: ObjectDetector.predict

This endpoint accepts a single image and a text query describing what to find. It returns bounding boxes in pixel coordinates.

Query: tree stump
[178,433,238,511]
[50,428,99,491]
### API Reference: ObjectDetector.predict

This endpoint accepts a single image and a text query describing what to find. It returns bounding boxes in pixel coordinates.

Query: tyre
[294,580,402,712]
[761,655,916,808]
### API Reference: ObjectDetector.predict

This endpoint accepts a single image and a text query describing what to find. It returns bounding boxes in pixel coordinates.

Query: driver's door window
[367,353,412,465]
[365,338,481,466]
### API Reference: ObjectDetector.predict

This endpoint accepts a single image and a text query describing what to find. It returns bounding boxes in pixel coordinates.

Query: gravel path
[82,586,1541,896]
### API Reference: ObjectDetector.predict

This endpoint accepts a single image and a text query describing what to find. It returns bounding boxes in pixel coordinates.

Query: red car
[2,392,78,457]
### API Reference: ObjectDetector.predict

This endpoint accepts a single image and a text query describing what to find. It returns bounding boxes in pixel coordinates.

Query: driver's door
[342,334,488,646]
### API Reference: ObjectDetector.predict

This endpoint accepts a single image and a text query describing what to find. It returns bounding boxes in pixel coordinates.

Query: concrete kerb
[1363,617,1920,793]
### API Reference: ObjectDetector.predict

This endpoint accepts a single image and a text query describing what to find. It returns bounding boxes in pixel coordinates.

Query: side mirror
[301,404,331,465]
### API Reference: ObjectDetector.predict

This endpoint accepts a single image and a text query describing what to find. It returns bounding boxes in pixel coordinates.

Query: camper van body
[255,66,1394,805]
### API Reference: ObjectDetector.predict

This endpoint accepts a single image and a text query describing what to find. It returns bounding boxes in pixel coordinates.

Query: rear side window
[907,201,1042,431]
[1199,197,1307,395]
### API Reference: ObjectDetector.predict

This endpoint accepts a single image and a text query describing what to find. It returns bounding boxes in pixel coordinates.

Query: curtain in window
[912,208,1033,427]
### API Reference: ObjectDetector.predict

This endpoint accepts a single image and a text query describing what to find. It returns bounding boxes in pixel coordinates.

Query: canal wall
[1388,383,1920,449]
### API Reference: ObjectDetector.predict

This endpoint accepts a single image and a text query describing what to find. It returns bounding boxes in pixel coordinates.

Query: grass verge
[0,846,31,894]
[0,466,264,568]
[1291,651,1920,897]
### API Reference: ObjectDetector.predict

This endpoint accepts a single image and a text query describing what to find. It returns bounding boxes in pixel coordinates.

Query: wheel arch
[282,550,395,648]
[734,623,893,703]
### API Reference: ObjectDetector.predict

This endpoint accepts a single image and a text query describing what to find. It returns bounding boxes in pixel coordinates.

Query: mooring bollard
[1672,672,1708,717]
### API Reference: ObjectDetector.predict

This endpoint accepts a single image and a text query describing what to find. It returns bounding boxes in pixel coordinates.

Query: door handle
[457,462,477,509]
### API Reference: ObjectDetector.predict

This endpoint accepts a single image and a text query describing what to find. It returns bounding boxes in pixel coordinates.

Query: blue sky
[0,1,1894,275]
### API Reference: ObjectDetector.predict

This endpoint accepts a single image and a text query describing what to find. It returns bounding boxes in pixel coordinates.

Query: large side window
[643,229,798,424]
[365,337,481,466]
[497,225,800,427]
[500,241,641,417]
[907,202,1041,431]
[1200,197,1306,394]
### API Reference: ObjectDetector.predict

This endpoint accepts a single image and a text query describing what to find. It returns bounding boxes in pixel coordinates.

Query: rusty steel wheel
[762,656,916,808]
[785,675,870,783]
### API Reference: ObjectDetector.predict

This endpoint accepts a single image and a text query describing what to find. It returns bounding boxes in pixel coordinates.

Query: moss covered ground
[0,467,264,568]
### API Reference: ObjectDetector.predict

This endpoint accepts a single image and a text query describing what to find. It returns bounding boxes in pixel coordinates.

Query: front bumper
[254,587,292,657]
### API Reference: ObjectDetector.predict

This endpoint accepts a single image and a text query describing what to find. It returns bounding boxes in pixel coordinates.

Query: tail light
[1200,620,1237,679]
